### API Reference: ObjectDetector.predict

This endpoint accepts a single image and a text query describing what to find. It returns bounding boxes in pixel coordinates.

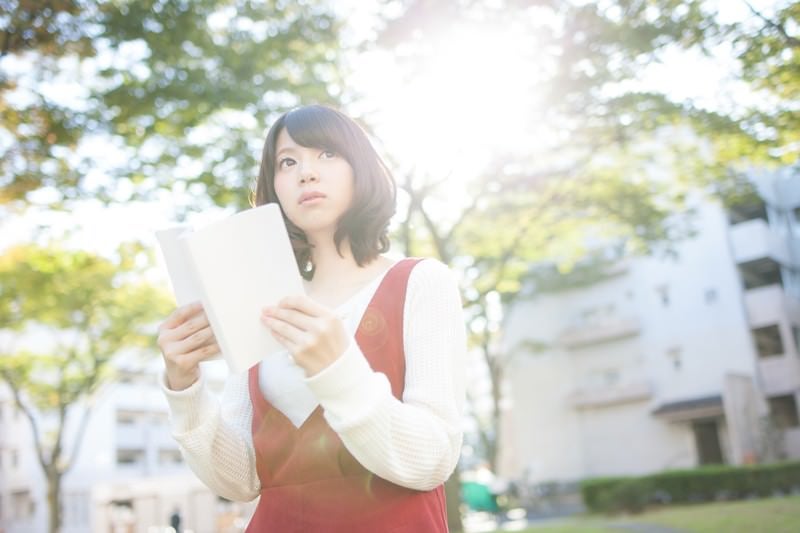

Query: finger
[262,315,309,347]
[162,301,203,330]
[268,328,294,351]
[278,295,331,318]
[159,313,209,344]
[175,313,211,340]
[176,326,216,353]
[261,306,316,332]
[183,341,221,366]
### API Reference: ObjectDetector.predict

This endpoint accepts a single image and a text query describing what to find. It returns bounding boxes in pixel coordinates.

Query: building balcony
[739,258,784,291]
[759,357,800,396]
[730,218,788,265]
[558,317,641,349]
[744,284,786,327]
[569,380,652,409]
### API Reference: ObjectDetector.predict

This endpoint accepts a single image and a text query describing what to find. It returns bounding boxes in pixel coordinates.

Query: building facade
[0,360,255,533]
[499,167,800,486]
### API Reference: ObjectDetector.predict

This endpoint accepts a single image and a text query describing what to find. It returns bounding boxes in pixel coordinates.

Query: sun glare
[357,24,542,185]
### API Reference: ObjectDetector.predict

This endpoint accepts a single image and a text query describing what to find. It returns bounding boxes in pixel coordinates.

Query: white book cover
[155,204,305,374]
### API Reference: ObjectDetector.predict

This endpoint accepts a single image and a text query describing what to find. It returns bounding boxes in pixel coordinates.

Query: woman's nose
[299,166,319,184]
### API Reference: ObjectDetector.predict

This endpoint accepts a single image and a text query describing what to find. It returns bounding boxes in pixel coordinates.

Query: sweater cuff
[159,370,217,435]
[304,341,387,429]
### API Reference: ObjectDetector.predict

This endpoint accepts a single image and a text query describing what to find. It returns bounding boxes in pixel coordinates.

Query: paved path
[607,522,691,533]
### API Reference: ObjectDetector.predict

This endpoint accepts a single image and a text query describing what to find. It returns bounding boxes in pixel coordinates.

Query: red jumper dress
[246,258,449,532]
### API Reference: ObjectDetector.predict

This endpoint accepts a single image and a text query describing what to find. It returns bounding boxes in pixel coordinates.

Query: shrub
[580,461,800,513]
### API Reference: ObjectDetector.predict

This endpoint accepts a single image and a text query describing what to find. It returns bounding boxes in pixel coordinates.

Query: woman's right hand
[157,301,221,391]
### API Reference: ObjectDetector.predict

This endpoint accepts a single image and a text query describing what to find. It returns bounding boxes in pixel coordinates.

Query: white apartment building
[498,167,800,486]
[0,360,255,533]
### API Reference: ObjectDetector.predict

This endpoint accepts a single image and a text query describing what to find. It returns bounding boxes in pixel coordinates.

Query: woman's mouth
[299,192,326,205]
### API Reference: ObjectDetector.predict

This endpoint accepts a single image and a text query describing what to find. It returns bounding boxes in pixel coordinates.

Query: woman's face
[273,128,355,239]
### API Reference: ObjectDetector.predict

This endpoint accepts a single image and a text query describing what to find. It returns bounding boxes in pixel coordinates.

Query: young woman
[157,105,466,532]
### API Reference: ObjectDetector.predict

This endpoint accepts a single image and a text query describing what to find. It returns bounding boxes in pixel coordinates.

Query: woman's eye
[320,150,336,159]
[278,157,295,169]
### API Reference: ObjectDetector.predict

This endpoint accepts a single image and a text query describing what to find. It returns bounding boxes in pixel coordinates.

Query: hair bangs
[283,106,355,163]
[254,104,396,279]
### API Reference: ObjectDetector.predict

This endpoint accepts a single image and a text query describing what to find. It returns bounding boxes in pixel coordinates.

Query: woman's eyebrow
[275,146,297,158]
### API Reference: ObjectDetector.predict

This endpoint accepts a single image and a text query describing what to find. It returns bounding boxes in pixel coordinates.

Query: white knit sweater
[160,258,466,502]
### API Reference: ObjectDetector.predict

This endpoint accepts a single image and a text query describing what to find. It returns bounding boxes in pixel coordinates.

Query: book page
[183,204,305,374]
[155,226,203,306]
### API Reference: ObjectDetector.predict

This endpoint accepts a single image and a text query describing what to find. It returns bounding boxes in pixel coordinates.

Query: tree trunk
[488,360,503,473]
[444,469,464,533]
[47,469,62,533]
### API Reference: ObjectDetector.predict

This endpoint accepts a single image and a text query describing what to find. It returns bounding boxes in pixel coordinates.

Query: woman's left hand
[260,296,348,376]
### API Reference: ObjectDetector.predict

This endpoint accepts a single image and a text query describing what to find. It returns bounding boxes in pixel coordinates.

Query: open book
[155,203,305,374]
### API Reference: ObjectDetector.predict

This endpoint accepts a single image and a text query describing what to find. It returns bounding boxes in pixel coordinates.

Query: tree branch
[50,365,68,469]
[64,403,94,473]
[744,1,800,48]
[416,199,451,263]
[0,370,49,472]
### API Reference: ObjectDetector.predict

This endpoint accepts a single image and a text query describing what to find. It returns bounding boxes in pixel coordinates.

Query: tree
[0,242,173,533]
[398,145,697,473]
[734,1,799,161]
[1,0,345,210]
[376,0,799,473]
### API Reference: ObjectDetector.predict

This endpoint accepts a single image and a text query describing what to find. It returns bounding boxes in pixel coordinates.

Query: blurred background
[1,1,799,532]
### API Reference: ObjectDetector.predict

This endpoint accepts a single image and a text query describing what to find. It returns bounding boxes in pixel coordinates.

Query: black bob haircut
[252,105,396,279]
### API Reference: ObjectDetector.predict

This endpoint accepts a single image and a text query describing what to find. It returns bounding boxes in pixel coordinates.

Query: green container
[462,481,499,512]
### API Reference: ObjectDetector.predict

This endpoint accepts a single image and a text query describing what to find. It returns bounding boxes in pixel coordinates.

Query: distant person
[156,105,466,532]
[169,508,181,533]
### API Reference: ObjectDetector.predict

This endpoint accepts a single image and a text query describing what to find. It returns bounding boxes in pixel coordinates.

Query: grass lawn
[495,494,800,533]
[496,523,616,533]
[623,494,800,533]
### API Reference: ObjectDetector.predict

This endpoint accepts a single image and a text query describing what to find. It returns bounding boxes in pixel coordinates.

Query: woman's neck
[305,234,392,307]
[308,235,358,287]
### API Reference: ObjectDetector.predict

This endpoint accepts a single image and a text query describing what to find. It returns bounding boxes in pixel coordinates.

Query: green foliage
[581,462,800,514]
[733,2,800,163]
[595,478,654,514]
[1,0,344,209]
[0,240,173,532]
[380,1,798,475]
[0,241,172,443]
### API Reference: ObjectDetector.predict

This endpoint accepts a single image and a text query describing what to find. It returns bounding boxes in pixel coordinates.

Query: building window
[704,288,718,304]
[585,368,621,389]
[739,258,783,290]
[753,325,785,358]
[63,491,90,527]
[11,490,34,520]
[793,325,800,355]
[159,448,183,466]
[769,395,800,429]
[116,449,145,467]
[11,449,18,469]
[109,500,135,529]
[656,284,670,306]
[116,410,142,426]
[728,195,767,224]
[667,347,682,370]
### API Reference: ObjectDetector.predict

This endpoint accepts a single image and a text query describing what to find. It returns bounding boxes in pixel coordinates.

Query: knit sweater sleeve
[305,258,467,491]
[160,368,260,501]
